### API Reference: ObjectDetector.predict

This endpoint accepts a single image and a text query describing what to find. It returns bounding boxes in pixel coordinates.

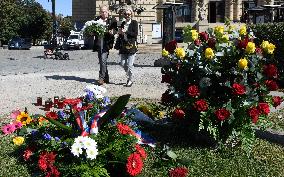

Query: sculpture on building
[198,0,207,21]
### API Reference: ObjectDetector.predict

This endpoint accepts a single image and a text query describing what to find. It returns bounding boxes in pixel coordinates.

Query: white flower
[74,136,86,146]
[82,137,97,150]
[86,147,99,160]
[71,143,83,157]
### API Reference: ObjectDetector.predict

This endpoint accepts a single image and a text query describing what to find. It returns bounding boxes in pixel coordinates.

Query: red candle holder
[54,96,59,104]
[58,99,64,109]
[44,101,51,111]
[47,98,53,108]
[36,97,42,106]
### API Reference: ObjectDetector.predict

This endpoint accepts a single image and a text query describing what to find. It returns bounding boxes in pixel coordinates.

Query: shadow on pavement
[256,129,284,146]
[107,61,155,67]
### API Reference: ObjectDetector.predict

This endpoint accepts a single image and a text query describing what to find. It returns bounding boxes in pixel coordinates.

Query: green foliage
[59,16,73,39]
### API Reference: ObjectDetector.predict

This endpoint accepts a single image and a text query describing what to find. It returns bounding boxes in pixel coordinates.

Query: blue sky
[35,0,72,16]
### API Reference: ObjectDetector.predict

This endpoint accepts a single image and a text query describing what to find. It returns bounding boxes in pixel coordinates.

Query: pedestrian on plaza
[117,7,138,87]
[93,5,117,85]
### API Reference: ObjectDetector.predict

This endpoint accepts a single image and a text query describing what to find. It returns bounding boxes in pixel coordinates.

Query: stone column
[196,0,209,32]
[191,0,199,22]
[225,0,234,20]
[233,0,242,21]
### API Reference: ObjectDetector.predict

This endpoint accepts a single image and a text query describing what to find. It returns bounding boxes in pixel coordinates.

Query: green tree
[0,0,24,45]
[18,0,52,44]
[58,16,73,40]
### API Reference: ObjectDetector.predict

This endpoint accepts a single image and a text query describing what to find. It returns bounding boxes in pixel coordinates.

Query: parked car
[8,37,32,50]
[65,30,85,50]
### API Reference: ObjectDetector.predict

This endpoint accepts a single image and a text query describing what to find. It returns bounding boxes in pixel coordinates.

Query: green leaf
[166,150,177,160]
[99,94,131,128]
[44,117,73,132]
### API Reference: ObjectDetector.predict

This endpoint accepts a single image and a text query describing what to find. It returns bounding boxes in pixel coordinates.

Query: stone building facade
[72,0,281,41]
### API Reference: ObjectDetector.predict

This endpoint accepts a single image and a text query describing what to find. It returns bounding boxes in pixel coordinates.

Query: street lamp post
[48,0,57,47]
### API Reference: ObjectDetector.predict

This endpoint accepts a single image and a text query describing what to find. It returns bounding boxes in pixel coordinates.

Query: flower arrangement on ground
[161,24,283,151]
[1,86,148,176]
[82,19,107,37]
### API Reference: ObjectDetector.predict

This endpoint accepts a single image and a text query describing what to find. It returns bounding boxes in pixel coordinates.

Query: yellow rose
[245,42,256,54]
[175,47,186,59]
[191,30,199,41]
[239,25,247,36]
[205,48,214,60]
[13,136,24,146]
[221,34,229,43]
[214,26,224,35]
[260,41,269,50]
[267,43,276,54]
[162,49,169,57]
[238,58,248,69]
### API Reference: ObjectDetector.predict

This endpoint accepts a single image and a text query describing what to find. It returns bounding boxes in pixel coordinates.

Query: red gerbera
[45,111,58,120]
[117,123,135,135]
[135,144,147,159]
[169,167,189,177]
[215,108,230,121]
[126,152,143,176]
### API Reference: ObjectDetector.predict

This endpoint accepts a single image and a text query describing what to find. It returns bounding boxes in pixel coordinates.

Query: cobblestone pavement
[0,49,167,115]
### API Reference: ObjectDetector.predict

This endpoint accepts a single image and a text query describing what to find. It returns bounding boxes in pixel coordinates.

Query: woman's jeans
[120,53,136,82]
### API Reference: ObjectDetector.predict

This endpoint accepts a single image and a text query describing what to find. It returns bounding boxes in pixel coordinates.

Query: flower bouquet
[161,24,282,151]
[1,85,149,176]
[82,19,107,37]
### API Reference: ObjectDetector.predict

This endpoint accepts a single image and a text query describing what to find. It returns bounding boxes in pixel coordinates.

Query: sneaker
[126,80,133,87]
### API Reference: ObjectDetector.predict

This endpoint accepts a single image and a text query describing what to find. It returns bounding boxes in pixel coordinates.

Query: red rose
[187,85,200,97]
[173,108,185,119]
[169,167,189,177]
[194,39,202,46]
[248,107,260,124]
[126,153,143,176]
[263,64,278,78]
[117,123,135,135]
[165,40,177,54]
[161,73,172,83]
[199,32,209,41]
[194,99,208,112]
[257,102,270,115]
[232,83,246,95]
[45,111,58,120]
[207,38,216,48]
[237,37,249,49]
[255,47,262,54]
[265,80,278,91]
[215,108,230,121]
[135,144,147,159]
[272,96,282,108]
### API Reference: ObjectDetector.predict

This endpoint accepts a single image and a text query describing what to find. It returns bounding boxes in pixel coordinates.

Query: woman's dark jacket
[118,20,138,54]
[93,16,117,52]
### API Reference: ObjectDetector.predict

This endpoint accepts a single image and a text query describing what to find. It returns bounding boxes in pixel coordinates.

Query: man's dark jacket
[93,16,117,52]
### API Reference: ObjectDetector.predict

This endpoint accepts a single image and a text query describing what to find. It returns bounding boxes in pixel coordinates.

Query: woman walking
[118,7,138,87]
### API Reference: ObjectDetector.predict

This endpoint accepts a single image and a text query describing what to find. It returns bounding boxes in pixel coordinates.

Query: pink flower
[13,121,23,129]
[1,124,16,135]
[10,110,21,119]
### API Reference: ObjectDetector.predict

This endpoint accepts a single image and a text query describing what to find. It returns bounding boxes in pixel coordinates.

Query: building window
[176,2,192,23]
[209,1,225,23]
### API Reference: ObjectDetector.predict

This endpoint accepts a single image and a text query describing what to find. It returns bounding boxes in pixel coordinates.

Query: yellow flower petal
[13,136,24,146]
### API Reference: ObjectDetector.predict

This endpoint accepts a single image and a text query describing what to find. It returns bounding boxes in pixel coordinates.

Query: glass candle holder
[47,98,53,108]
[58,99,64,109]
[54,96,59,104]
[37,97,42,106]
[44,101,51,111]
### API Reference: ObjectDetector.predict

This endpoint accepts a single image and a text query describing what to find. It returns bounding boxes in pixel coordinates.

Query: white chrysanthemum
[74,136,86,146]
[71,143,82,157]
[86,147,99,160]
[82,137,97,150]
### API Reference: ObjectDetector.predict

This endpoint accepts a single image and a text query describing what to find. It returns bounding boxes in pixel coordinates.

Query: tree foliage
[59,16,73,39]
